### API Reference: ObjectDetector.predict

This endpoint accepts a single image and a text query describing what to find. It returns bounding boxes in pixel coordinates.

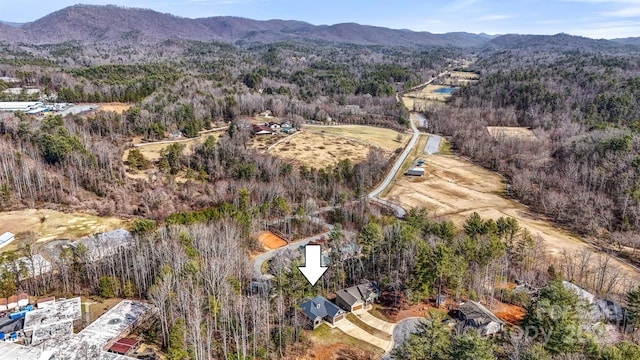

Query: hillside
[0,4,488,47]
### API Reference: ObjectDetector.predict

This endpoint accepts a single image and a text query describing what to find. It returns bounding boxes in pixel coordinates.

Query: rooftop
[24,297,81,331]
[299,296,345,321]
[459,301,505,326]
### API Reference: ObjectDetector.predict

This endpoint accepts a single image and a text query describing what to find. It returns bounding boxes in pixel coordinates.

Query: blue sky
[1,0,640,38]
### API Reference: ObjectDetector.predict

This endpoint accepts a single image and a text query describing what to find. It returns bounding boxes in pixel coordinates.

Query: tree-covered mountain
[0,4,489,47]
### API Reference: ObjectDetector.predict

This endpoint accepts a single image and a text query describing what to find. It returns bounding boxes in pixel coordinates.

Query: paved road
[424,133,442,155]
[381,317,426,360]
[251,218,334,280]
[367,113,419,218]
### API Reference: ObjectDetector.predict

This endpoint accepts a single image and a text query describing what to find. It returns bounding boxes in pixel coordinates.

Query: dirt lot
[305,125,408,152]
[270,131,392,168]
[257,231,287,250]
[382,154,640,283]
[487,126,537,141]
[492,301,526,325]
[0,209,127,251]
[96,102,131,113]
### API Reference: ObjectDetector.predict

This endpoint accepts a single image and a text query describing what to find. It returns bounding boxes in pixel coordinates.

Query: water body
[434,87,455,94]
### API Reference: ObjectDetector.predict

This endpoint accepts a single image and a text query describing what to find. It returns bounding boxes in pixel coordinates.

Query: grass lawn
[308,323,384,355]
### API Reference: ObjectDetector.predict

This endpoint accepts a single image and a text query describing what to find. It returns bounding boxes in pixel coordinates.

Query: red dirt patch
[258,231,287,250]
[492,301,526,325]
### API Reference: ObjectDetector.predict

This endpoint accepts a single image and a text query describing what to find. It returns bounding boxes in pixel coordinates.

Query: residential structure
[562,281,595,304]
[17,293,28,308]
[36,296,55,309]
[252,124,275,135]
[457,301,505,336]
[335,282,380,312]
[299,296,346,329]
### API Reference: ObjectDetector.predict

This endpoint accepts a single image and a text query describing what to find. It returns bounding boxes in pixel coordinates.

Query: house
[338,242,361,260]
[299,296,346,329]
[259,110,273,118]
[36,296,55,309]
[458,301,505,336]
[17,293,28,308]
[335,282,380,312]
[405,167,425,177]
[562,281,595,304]
[0,298,6,311]
[252,124,275,135]
[0,232,15,249]
[7,295,17,310]
[269,122,281,130]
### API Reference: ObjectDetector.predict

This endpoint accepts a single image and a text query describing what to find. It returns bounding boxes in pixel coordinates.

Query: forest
[1,30,640,359]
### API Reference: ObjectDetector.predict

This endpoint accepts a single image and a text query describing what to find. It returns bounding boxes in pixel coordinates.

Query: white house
[36,296,55,309]
[0,232,15,249]
[7,295,18,310]
[0,298,7,311]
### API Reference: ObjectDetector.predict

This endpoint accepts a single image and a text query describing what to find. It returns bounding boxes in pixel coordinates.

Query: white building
[0,102,44,112]
[0,232,15,249]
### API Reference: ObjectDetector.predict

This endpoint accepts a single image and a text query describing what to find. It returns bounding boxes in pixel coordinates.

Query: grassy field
[269,130,393,169]
[306,324,383,360]
[0,209,127,251]
[305,125,408,152]
[381,153,640,286]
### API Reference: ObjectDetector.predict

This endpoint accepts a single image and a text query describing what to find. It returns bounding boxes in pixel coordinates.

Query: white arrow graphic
[298,244,327,286]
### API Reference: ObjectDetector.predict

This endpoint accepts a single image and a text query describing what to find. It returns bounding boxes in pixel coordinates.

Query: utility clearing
[382,154,640,283]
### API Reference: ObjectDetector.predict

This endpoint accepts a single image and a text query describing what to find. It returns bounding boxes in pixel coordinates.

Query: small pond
[433,87,455,94]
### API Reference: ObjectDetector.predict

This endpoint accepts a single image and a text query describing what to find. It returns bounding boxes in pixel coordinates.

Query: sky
[1,0,640,39]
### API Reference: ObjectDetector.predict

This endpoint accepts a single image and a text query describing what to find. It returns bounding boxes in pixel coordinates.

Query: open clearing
[306,324,383,360]
[257,231,287,250]
[487,126,537,141]
[444,71,480,85]
[0,209,127,251]
[305,125,408,152]
[382,154,640,283]
[96,102,131,113]
[269,131,392,168]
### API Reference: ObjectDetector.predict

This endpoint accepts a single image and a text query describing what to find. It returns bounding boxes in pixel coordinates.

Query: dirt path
[382,154,640,282]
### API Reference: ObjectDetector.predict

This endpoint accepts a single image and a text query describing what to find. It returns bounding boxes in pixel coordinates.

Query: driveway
[381,317,426,360]
[334,318,392,351]
[353,309,395,335]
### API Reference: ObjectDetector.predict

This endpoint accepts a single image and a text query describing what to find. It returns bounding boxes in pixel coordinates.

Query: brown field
[0,209,127,251]
[402,85,454,111]
[487,126,537,141]
[382,154,640,283]
[305,125,408,152]
[269,131,391,168]
[449,71,480,80]
[257,231,287,250]
[96,102,132,113]
[305,324,382,360]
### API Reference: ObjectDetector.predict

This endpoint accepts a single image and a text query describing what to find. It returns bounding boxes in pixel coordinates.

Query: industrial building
[0,232,14,249]
[0,102,44,112]
[405,167,425,176]
[2,298,151,360]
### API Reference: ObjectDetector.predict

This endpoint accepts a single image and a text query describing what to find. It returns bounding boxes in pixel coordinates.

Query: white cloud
[602,6,640,16]
[569,19,640,37]
[478,14,513,21]
[441,0,479,12]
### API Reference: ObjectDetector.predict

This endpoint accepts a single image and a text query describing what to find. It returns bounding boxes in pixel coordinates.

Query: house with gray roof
[299,296,346,329]
[335,282,380,312]
[458,301,504,336]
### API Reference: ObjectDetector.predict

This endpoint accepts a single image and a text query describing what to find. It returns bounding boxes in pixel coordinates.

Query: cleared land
[0,209,126,251]
[269,131,392,168]
[96,102,131,113]
[443,71,480,85]
[382,154,640,283]
[306,324,382,360]
[305,125,408,152]
[257,231,287,250]
[487,126,537,141]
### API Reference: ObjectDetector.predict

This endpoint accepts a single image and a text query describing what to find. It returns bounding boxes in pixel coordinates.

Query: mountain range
[0,4,638,51]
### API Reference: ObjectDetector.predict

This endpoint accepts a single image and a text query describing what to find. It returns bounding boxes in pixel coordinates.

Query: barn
[405,167,425,177]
